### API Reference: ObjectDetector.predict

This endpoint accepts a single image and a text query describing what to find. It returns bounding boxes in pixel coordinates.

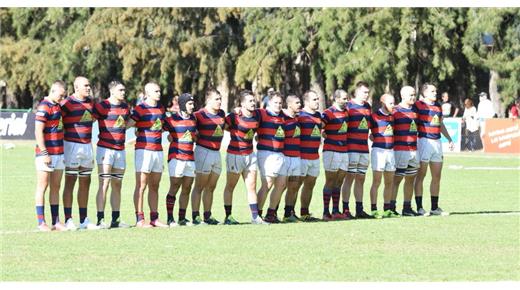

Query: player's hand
[449,141,454,151]
[43,155,51,165]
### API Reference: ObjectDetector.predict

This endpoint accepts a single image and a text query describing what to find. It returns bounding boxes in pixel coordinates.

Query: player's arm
[440,117,454,151]
[35,121,51,165]
[453,106,460,117]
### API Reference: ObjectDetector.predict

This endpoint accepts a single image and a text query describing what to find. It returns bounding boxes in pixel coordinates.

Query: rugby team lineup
[33,76,454,232]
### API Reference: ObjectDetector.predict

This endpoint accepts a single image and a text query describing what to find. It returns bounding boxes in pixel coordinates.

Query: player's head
[400,86,416,105]
[239,89,256,112]
[73,76,91,98]
[205,88,222,111]
[442,92,449,102]
[421,83,437,102]
[178,93,195,114]
[108,80,125,102]
[49,80,66,103]
[268,91,283,114]
[303,90,319,111]
[354,81,369,102]
[144,82,161,102]
[333,89,348,108]
[380,94,395,113]
[286,94,301,113]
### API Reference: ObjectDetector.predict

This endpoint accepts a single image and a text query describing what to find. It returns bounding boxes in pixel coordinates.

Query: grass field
[1,142,519,281]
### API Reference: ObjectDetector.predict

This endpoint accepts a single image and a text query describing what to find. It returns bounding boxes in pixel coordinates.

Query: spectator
[167,95,180,113]
[477,92,495,120]
[260,87,275,109]
[441,92,460,117]
[462,98,479,151]
[508,98,520,119]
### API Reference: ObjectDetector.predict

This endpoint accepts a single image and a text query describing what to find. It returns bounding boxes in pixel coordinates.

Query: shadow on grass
[449,210,520,216]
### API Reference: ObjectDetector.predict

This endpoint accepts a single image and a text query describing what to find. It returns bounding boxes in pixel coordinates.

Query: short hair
[239,89,254,104]
[49,80,66,94]
[380,94,394,103]
[464,98,474,107]
[144,82,160,96]
[108,80,123,94]
[286,94,299,103]
[442,92,449,96]
[302,90,318,102]
[356,81,369,89]
[333,89,347,100]
[269,91,283,101]
[73,76,88,91]
[205,88,221,102]
[421,83,435,94]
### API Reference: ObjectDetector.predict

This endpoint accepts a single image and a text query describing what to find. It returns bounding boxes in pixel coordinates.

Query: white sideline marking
[448,165,520,170]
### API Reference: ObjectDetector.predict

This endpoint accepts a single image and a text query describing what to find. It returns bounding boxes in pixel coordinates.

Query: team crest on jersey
[244,129,254,140]
[293,126,301,137]
[431,115,440,126]
[358,117,368,130]
[57,117,63,130]
[384,124,393,136]
[275,126,285,138]
[150,118,162,131]
[80,110,92,122]
[311,125,321,137]
[213,125,223,137]
[338,121,348,133]
[180,130,193,142]
[409,120,417,132]
[114,115,125,128]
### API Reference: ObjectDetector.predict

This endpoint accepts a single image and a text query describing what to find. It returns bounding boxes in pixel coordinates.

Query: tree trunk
[217,76,230,113]
[489,70,503,117]
[310,66,326,112]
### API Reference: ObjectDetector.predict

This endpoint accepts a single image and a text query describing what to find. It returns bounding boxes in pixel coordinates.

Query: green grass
[1,142,519,281]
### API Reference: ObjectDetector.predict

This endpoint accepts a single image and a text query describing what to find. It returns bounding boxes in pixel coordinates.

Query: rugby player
[369,94,398,219]
[163,93,197,227]
[191,88,226,225]
[61,76,99,230]
[321,89,350,221]
[414,84,454,216]
[393,86,420,216]
[222,90,264,225]
[34,81,68,231]
[93,81,131,229]
[130,82,168,227]
[341,81,373,219]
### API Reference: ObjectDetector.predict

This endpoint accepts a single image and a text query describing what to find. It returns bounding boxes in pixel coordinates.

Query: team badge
[213,125,223,137]
[293,126,301,137]
[244,129,254,140]
[358,117,368,130]
[338,121,348,133]
[80,110,93,122]
[150,118,162,131]
[114,115,125,128]
[384,124,393,136]
[180,130,193,142]
[431,115,440,126]
[57,117,63,130]
[311,125,321,137]
[409,120,417,132]
[275,126,285,138]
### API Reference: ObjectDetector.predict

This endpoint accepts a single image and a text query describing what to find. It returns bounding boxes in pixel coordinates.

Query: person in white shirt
[476,92,495,137]
[462,98,480,151]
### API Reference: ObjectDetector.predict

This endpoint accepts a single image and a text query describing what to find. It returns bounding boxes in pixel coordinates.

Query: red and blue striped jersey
[298,110,322,160]
[194,108,226,151]
[393,105,418,151]
[226,111,260,155]
[322,106,348,153]
[370,109,394,149]
[35,98,64,156]
[282,112,301,157]
[346,100,372,153]
[92,99,130,151]
[130,102,165,151]
[256,108,285,152]
[60,95,93,144]
[163,113,197,161]
[414,100,442,140]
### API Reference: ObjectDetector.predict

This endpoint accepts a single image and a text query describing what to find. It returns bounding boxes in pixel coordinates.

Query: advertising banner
[441,117,462,152]
[481,119,520,154]
[0,111,35,140]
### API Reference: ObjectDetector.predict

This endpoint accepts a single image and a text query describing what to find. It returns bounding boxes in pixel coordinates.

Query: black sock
[112,211,120,223]
[203,211,211,220]
[383,203,391,211]
[390,200,396,211]
[403,201,412,210]
[258,209,263,217]
[415,196,423,209]
[371,204,377,211]
[50,204,59,225]
[97,211,104,224]
[343,201,350,213]
[431,196,439,210]
[79,208,87,224]
[192,211,200,220]
[356,202,363,212]
[179,209,186,221]
[284,206,293,218]
[224,205,232,218]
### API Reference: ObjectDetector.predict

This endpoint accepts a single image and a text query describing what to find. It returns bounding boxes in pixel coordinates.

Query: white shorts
[257,150,285,177]
[135,149,163,173]
[281,156,301,177]
[64,141,94,169]
[394,150,419,176]
[35,154,65,172]
[194,145,221,174]
[96,146,126,169]
[226,152,257,174]
[300,158,320,177]
[322,151,349,172]
[168,159,195,178]
[370,147,396,172]
[418,137,443,163]
[347,152,370,175]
